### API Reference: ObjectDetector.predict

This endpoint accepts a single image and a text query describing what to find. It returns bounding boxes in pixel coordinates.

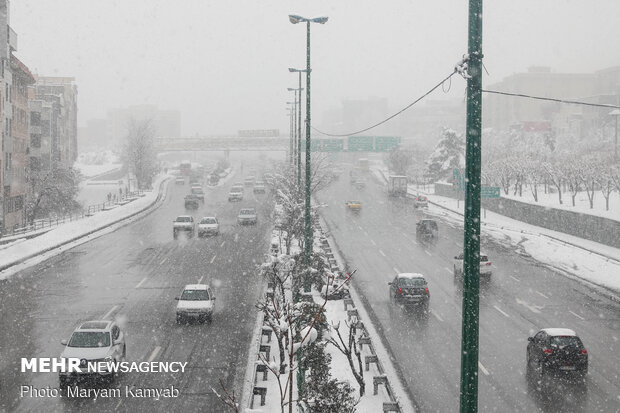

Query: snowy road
[317,168,620,412]
[0,170,271,412]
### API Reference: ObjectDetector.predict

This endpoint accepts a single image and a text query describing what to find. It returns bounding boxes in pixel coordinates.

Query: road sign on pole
[322,139,344,152]
[375,136,401,152]
[480,186,500,198]
[347,135,374,151]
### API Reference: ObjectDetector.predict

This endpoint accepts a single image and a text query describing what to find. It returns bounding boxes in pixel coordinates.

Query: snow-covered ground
[374,166,620,296]
[74,151,122,179]
[0,173,170,281]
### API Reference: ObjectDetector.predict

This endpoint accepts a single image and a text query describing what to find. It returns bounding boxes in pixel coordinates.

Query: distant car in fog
[244,176,255,186]
[191,187,205,202]
[184,195,200,209]
[228,187,243,202]
[197,216,219,236]
[253,181,266,194]
[175,177,185,185]
[237,208,257,225]
[173,215,195,238]
[413,195,428,208]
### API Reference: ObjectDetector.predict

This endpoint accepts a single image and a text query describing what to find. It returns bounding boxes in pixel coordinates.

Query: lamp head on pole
[288,15,304,24]
[311,17,328,24]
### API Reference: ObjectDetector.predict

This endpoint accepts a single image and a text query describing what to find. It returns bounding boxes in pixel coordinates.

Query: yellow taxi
[345,200,362,210]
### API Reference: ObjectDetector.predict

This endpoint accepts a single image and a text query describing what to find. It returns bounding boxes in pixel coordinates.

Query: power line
[482,89,620,109]
[311,70,458,137]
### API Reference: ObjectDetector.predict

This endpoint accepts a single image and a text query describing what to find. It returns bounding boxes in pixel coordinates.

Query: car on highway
[253,181,266,194]
[59,320,126,386]
[244,176,255,186]
[527,328,588,381]
[238,207,258,225]
[416,219,438,242]
[191,186,205,202]
[175,176,185,185]
[388,273,430,311]
[184,194,200,209]
[345,200,362,211]
[354,179,366,189]
[413,195,429,208]
[453,252,493,278]
[228,187,244,202]
[175,284,216,323]
[197,216,219,236]
[173,215,195,238]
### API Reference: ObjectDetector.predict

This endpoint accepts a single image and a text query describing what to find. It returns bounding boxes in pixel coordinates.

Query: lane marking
[358,225,363,230]
[114,400,123,411]
[147,346,161,362]
[478,361,490,376]
[159,258,167,265]
[135,277,147,289]
[444,267,453,275]
[393,267,400,274]
[220,241,226,248]
[198,275,204,284]
[210,255,217,264]
[510,276,520,282]
[431,309,444,322]
[370,239,377,246]
[379,250,386,257]
[535,290,549,299]
[493,305,510,318]
[102,305,119,320]
[569,310,585,320]
[516,297,542,314]
[424,250,432,257]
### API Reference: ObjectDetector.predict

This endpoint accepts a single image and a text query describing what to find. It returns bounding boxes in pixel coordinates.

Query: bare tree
[123,119,158,189]
[26,162,81,224]
[327,320,366,397]
[543,162,564,205]
[580,159,599,209]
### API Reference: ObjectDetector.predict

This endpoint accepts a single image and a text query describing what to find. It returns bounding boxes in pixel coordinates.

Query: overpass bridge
[154,136,288,152]
[154,135,402,153]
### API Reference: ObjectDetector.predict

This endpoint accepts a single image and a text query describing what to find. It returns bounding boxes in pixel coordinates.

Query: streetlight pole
[286,104,294,164]
[289,14,328,279]
[289,68,307,187]
[287,89,298,166]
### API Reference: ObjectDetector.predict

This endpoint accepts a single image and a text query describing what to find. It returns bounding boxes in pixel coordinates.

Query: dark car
[416,219,438,242]
[184,195,200,209]
[388,273,430,311]
[527,328,588,381]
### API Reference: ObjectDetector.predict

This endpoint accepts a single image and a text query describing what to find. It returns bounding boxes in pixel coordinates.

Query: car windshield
[550,336,582,349]
[180,289,210,301]
[176,217,191,222]
[200,218,217,224]
[68,332,110,348]
[398,278,426,287]
[240,209,255,215]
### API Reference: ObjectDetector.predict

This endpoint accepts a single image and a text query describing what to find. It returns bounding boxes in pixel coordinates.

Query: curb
[0,176,171,276]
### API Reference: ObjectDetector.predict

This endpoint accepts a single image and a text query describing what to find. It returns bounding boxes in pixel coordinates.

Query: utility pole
[298,71,303,187]
[459,0,483,412]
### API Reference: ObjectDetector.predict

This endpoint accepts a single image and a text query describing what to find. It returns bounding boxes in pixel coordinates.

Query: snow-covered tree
[387,147,415,176]
[122,119,158,189]
[25,162,81,223]
[425,128,465,182]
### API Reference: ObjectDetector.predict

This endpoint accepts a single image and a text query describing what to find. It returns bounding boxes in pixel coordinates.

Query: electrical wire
[311,71,459,137]
[481,89,620,109]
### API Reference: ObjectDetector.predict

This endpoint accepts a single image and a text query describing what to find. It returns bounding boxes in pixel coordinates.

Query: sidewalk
[372,167,620,297]
[0,173,171,281]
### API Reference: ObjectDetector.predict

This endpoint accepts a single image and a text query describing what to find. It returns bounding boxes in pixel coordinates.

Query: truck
[358,158,369,171]
[388,175,408,197]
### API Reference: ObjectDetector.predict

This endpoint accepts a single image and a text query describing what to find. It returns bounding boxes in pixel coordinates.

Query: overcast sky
[10,0,620,136]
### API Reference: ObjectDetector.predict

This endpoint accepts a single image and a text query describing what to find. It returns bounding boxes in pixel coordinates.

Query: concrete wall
[432,182,620,249]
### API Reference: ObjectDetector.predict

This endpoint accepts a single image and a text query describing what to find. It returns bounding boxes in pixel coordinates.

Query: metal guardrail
[1,190,145,241]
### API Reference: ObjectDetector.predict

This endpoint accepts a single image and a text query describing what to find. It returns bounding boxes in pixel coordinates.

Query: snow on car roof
[397,273,425,279]
[79,321,111,330]
[183,284,208,290]
[542,328,576,336]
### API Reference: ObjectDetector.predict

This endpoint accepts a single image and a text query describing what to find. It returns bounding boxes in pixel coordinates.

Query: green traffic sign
[481,186,500,198]
[322,139,344,152]
[375,136,401,152]
[347,135,374,152]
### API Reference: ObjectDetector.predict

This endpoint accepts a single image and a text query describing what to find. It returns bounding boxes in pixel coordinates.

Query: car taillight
[485,262,492,266]
[424,287,429,294]
[543,348,553,355]
[581,349,588,354]
[397,288,402,295]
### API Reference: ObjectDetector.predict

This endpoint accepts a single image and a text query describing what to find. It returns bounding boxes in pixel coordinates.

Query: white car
[175,177,185,185]
[238,208,258,225]
[228,188,244,202]
[173,215,195,238]
[59,320,126,386]
[253,181,266,194]
[176,284,216,323]
[198,216,219,236]
[413,195,429,208]
[453,252,493,277]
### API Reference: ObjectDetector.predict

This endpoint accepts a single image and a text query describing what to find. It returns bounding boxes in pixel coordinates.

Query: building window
[31,134,41,148]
